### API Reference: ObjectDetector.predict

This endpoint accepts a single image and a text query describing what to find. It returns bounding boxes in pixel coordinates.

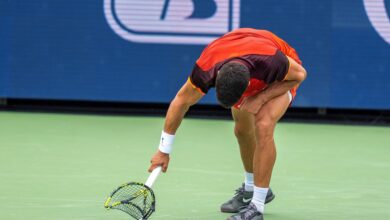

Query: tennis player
[148,28,307,220]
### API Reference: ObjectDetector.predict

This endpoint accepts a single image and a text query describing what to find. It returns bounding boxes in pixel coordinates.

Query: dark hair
[216,62,250,108]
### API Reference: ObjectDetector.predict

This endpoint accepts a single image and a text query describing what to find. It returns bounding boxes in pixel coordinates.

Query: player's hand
[148,150,170,173]
[240,93,266,114]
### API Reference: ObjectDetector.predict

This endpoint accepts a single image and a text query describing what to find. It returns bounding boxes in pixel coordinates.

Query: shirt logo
[363,0,390,44]
[104,0,241,45]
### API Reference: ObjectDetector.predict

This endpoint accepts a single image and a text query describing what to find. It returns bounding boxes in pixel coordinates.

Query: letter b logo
[104,0,241,44]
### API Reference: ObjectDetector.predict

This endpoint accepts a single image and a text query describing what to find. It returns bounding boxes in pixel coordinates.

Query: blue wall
[1,0,389,109]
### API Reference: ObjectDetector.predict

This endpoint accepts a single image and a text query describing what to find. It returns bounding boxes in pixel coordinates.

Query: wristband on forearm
[158,131,175,154]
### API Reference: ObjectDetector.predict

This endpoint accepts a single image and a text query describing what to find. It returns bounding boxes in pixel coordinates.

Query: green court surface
[0,111,389,220]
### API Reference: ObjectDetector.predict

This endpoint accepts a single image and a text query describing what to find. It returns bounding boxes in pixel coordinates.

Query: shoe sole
[221,205,247,213]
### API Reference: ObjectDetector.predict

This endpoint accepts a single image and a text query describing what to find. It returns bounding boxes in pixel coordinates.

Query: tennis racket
[104,166,162,220]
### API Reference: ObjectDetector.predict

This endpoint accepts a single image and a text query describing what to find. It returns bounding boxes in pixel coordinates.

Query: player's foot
[221,184,275,213]
[226,203,264,220]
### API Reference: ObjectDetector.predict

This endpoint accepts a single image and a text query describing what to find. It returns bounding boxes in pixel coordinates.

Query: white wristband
[158,131,175,154]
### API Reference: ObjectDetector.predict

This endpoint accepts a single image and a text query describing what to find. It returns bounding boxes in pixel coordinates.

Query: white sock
[251,186,268,213]
[244,172,254,192]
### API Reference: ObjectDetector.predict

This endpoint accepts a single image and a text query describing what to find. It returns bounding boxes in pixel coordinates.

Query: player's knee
[256,117,273,129]
[234,124,254,138]
[255,118,275,138]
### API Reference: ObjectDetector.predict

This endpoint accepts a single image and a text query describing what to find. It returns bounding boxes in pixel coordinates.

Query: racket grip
[145,166,162,187]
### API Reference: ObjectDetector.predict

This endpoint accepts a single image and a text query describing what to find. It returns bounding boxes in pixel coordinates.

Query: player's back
[197,28,293,70]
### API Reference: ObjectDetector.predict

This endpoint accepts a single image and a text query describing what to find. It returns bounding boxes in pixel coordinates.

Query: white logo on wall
[104,0,240,45]
[363,0,390,44]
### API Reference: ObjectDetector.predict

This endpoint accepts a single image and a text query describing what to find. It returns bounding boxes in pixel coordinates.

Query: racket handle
[145,166,162,187]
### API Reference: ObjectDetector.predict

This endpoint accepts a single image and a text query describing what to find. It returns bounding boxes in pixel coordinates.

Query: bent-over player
[148,28,307,220]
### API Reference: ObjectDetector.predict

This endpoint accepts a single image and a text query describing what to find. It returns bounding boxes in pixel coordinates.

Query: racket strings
[108,183,155,220]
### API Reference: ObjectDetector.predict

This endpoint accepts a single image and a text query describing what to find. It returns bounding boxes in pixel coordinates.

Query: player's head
[216,61,250,108]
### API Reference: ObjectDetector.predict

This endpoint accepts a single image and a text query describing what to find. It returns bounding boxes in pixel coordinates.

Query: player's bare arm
[240,57,307,114]
[148,80,204,173]
[163,79,204,134]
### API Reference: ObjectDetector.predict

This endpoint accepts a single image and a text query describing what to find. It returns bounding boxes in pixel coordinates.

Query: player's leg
[232,108,276,200]
[232,108,256,174]
[251,92,290,214]
[221,108,275,213]
[253,92,290,187]
[221,109,256,213]
[227,92,291,220]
